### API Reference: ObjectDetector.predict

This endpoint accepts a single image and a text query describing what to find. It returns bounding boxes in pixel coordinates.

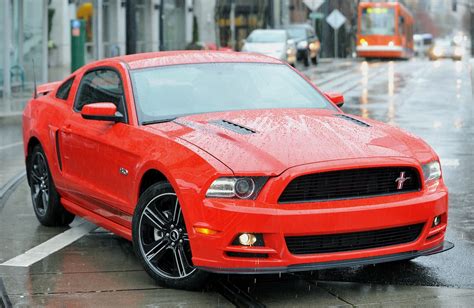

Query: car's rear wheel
[28,145,75,226]
[132,182,208,290]
[303,50,310,67]
[312,53,318,65]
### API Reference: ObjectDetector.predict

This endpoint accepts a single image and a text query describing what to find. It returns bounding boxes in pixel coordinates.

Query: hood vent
[334,114,371,127]
[210,119,256,135]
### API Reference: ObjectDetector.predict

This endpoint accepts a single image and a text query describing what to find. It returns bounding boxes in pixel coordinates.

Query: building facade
[1,0,48,102]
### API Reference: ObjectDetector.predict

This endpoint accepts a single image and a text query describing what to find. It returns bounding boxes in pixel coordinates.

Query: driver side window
[75,69,126,117]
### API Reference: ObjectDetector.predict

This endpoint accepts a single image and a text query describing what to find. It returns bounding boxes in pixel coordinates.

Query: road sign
[303,0,324,11]
[326,10,347,59]
[309,12,324,20]
[326,9,346,30]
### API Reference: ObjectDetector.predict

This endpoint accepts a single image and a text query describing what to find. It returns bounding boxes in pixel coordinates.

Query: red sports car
[22,51,452,290]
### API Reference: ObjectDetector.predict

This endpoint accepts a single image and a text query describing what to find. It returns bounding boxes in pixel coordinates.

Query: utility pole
[471,6,474,56]
[159,0,164,51]
[230,0,236,50]
[452,0,473,56]
[126,0,137,54]
[322,0,330,57]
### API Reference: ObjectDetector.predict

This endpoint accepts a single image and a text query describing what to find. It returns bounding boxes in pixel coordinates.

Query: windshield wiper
[142,117,177,125]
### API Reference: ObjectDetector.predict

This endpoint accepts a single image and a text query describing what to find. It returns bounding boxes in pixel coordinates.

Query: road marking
[0,219,97,268]
[0,141,23,151]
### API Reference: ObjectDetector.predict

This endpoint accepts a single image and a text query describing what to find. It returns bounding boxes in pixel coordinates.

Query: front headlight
[422,161,441,182]
[206,177,268,199]
[433,47,443,57]
[286,47,296,56]
[454,47,463,56]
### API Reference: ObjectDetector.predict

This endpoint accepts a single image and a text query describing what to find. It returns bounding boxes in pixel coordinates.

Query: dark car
[285,24,321,66]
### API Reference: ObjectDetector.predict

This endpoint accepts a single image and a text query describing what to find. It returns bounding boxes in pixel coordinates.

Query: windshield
[361,7,395,35]
[131,63,334,123]
[286,28,306,40]
[247,30,286,43]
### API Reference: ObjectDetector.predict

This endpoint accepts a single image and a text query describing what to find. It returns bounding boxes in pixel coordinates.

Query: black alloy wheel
[30,150,50,216]
[133,182,208,290]
[28,145,75,226]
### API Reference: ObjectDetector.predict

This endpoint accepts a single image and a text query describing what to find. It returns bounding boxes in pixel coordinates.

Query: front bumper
[356,45,404,58]
[186,185,449,273]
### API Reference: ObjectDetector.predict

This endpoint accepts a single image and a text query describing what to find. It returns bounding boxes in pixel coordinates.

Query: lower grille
[285,223,424,255]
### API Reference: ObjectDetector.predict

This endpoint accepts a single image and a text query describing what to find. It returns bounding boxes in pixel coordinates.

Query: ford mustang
[22,51,453,290]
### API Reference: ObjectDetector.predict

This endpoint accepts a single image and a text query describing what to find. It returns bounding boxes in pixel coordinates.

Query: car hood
[149,109,434,175]
[243,43,285,56]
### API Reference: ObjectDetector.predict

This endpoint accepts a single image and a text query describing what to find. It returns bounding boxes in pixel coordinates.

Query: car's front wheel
[132,182,208,290]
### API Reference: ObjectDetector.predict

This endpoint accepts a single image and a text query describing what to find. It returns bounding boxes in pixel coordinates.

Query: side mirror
[325,92,344,108]
[81,102,123,122]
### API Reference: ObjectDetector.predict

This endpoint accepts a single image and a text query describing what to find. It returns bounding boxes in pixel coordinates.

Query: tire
[132,182,209,290]
[28,145,75,227]
[303,50,310,67]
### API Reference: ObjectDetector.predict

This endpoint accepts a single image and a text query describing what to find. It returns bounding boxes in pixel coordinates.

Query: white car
[242,29,297,66]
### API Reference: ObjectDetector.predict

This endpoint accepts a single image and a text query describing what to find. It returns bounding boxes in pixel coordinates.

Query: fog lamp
[433,216,441,227]
[239,233,257,246]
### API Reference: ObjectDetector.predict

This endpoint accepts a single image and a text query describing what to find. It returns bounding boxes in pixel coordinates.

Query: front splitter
[198,241,454,274]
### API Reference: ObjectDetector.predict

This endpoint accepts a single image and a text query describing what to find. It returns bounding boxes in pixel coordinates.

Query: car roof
[251,29,286,33]
[112,50,283,70]
[286,24,312,29]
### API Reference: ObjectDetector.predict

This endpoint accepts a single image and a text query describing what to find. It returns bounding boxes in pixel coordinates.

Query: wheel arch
[25,136,42,185]
[138,168,169,200]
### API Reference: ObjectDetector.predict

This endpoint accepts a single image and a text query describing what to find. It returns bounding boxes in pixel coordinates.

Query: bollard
[71,19,86,73]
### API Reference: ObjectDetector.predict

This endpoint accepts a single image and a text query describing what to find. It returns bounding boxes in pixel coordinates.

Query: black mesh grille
[286,223,424,255]
[279,167,421,203]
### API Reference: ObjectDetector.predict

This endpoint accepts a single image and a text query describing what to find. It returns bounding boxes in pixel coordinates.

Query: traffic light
[452,0,457,12]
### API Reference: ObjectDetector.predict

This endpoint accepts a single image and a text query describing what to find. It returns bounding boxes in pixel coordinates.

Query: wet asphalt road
[0,58,472,306]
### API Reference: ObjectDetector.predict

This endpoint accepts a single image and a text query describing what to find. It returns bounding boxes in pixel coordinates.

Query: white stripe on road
[0,141,23,151]
[0,220,97,267]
